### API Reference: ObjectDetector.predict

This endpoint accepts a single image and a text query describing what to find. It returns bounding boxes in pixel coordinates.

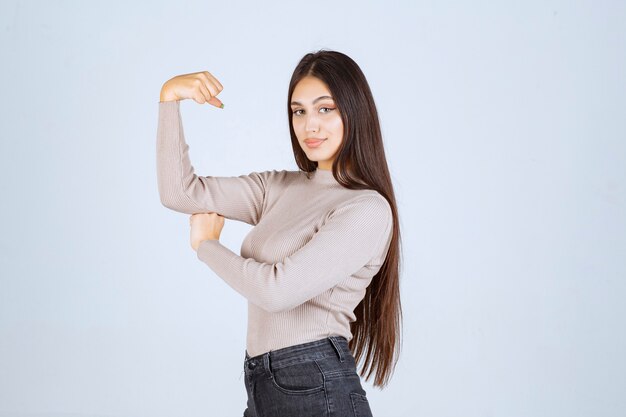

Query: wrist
[159,84,178,102]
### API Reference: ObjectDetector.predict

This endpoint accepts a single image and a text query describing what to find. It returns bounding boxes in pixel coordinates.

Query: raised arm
[156,99,272,225]
[156,71,274,225]
[195,194,394,313]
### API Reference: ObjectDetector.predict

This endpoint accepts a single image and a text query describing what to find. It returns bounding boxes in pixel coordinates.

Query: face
[290,76,344,170]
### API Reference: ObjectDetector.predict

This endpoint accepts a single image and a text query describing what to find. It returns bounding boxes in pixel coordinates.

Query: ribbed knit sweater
[156,100,393,356]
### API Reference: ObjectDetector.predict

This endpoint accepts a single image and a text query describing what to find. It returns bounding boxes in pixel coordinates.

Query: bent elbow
[159,193,179,211]
[157,180,182,210]
[159,193,194,214]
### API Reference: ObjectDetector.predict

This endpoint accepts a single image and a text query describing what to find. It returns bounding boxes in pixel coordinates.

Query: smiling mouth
[304,139,326,148]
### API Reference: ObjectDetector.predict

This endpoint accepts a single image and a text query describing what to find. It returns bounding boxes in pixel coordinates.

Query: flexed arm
[156,71,272,226]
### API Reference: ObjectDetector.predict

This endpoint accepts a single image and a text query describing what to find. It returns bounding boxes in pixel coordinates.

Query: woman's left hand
[190,212,225,251]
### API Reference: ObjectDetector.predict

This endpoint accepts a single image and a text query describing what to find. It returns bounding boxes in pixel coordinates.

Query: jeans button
[248,361,256,369]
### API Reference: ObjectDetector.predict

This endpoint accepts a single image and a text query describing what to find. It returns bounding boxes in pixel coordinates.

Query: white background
[0,1,624,416]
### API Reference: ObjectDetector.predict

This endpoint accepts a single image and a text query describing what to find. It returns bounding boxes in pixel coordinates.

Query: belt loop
[263,352,271,373]
[328,336,345,362]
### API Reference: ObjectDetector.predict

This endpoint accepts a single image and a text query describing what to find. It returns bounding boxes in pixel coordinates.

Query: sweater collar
[309,168,339,185]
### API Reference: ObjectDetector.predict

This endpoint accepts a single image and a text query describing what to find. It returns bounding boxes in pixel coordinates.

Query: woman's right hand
[160,71,224,108]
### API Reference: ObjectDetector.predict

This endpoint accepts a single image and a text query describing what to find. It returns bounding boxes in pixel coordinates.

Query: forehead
[291,76,333,104]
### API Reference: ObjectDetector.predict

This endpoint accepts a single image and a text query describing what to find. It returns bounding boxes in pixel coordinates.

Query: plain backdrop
[1,1,624,416]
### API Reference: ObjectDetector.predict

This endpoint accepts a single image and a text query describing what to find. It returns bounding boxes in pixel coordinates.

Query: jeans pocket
[350,392,373,417]
[270,359,326,395]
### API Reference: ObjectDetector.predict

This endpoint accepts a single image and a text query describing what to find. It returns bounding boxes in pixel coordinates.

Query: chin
[307,155,331,163]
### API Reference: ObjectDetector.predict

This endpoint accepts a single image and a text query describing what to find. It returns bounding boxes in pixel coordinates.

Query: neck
[308,166,338,185]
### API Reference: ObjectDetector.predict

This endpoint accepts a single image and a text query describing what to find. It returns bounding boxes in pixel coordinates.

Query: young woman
[156,49,402,417]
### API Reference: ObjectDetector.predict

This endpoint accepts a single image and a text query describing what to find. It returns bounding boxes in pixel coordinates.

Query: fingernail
[220,103,224,109]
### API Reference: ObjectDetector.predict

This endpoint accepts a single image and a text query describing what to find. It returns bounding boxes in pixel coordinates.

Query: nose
[305,115,320,132]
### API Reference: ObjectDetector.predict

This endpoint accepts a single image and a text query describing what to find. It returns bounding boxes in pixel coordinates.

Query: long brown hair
[287,49,403,389]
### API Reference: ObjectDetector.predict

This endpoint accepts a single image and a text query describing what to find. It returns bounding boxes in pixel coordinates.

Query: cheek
[327,117,344,153]
[292,119,305,135]
[328,115,343,136]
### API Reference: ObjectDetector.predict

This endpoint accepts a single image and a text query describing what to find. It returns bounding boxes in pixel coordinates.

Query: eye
[291,107,336,116]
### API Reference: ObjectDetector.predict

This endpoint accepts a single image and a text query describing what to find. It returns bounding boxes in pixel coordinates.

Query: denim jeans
[242,335,374,417]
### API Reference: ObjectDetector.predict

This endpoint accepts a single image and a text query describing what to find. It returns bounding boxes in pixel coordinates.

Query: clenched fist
[160,70,224,108]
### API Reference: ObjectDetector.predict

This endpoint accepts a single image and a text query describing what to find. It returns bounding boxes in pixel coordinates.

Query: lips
[304,138,326,144]
[304,138,326,148]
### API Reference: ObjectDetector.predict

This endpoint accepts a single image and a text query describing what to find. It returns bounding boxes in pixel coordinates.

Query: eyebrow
[290,95,334,106]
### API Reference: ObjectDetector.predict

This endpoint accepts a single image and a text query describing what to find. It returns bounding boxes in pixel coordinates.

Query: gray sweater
[156,100,393,356]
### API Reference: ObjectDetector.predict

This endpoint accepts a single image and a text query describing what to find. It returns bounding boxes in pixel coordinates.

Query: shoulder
[341,188,390,209]
[350,191,392,218]
[255,169,301,180]
[241,169,297,186]
[329,191,392,227]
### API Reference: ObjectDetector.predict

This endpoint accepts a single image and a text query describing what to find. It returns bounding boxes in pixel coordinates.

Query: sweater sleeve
[196,195,393,313]
[156,100,270,226]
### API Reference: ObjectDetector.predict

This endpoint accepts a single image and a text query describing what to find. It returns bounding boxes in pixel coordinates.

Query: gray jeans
[243,335,373,417]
